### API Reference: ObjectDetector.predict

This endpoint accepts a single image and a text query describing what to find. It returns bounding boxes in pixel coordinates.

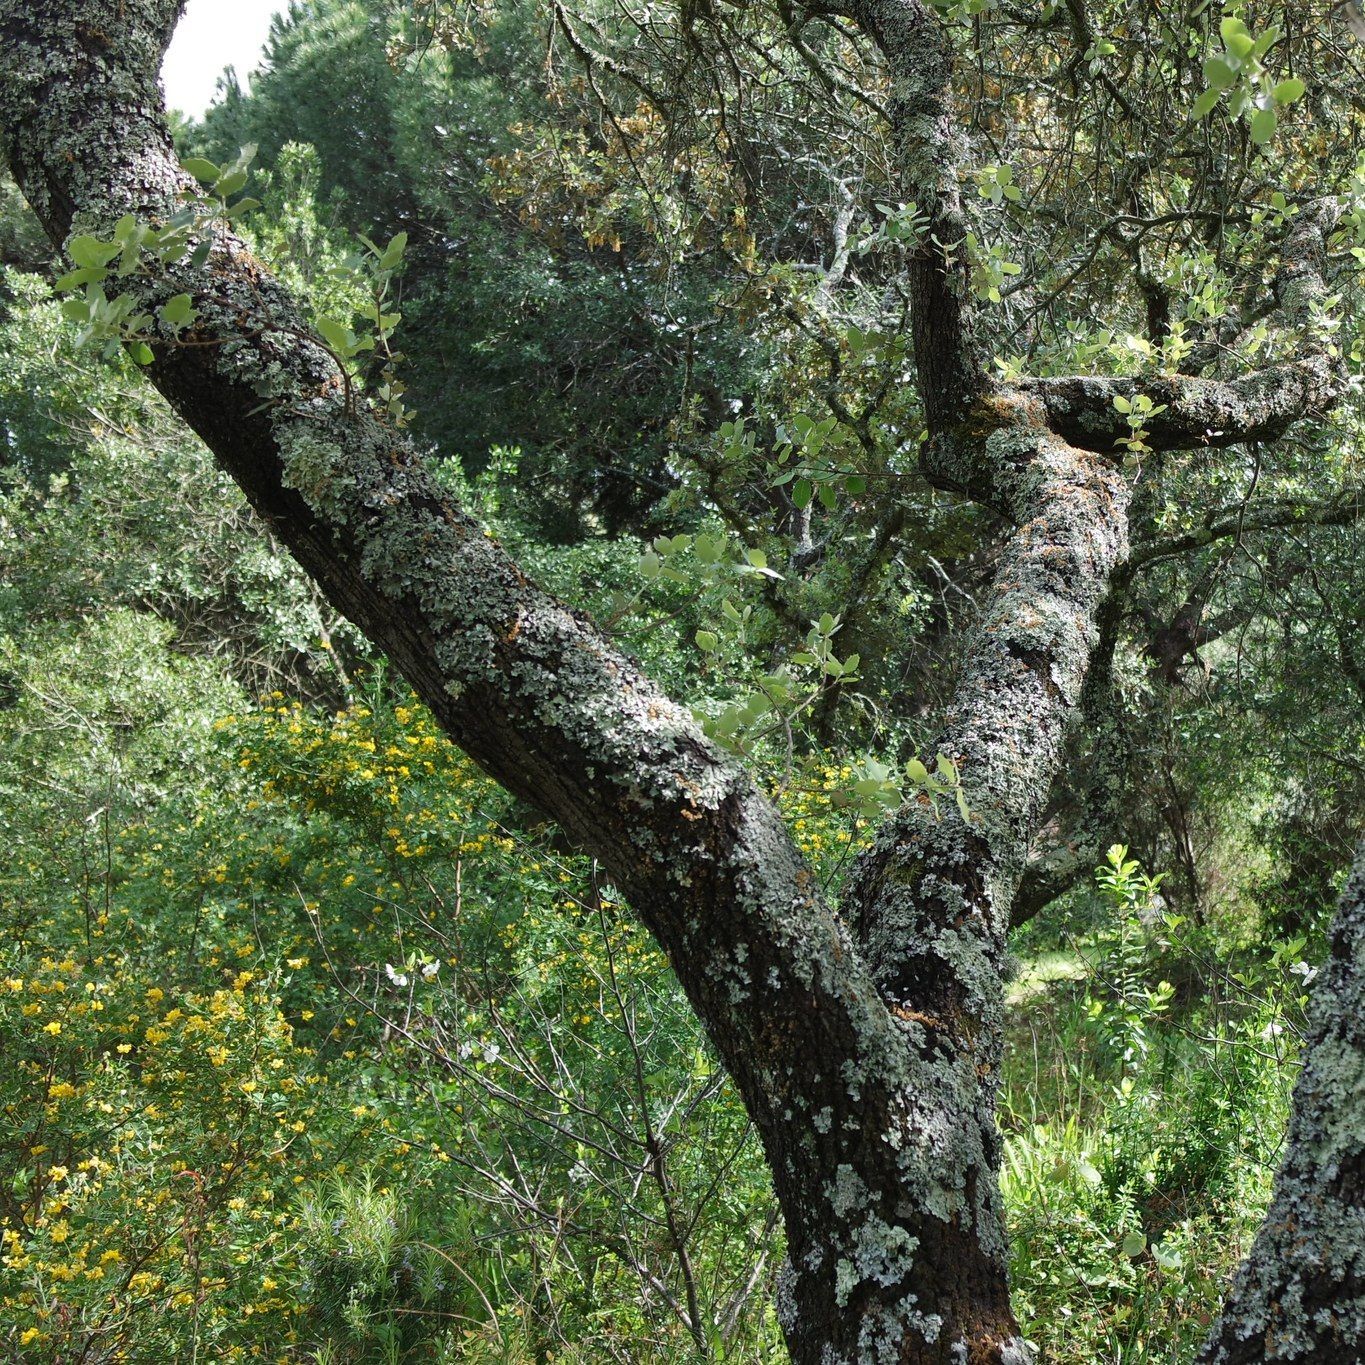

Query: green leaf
[159,293,198,331]
[695,533,725,565]
[695,629,719,653]
[1203,57,1236,90]
[1191,88,1222,119]
[215,169,249,199]
[379,231,408,270]
[844,474,867,494]
[181,157,220,184]
[68,235,119,269]
[1250,106,1278,144]
[1121,1230,1147,1258]
[316,316,355,354]
[744,547,768,570]
[129,341,155,366]
[1273,77,1305,104]
[54,267,106,291]
[792,477,813,509]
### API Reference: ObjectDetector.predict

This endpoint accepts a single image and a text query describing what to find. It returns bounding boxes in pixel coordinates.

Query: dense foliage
[2,0,1364,1358]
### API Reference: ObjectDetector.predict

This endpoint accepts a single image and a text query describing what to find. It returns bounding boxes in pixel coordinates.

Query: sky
[162,0,287,119]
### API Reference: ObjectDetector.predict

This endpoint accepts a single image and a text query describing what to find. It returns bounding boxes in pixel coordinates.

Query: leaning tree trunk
[0,1,1348,1361]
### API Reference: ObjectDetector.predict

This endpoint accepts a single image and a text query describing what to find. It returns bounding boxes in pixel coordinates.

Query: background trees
[0,0,1363,1360]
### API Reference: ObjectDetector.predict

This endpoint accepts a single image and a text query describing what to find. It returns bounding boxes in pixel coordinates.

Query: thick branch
[789,403,1131,1357]
[1022,211,1345,454]
[1021,356,1342,453]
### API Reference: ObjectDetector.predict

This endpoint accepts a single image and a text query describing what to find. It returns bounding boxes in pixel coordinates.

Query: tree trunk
[1200,851,1365,1363]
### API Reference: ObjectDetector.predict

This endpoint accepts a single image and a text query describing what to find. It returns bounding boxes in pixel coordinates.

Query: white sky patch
[162,0,287,119]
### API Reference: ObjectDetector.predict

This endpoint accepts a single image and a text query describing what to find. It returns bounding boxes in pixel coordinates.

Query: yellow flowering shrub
[0,686,843,1360]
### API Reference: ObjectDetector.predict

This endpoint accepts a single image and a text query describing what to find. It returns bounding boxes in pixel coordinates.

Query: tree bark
[1200,850,1365,1363]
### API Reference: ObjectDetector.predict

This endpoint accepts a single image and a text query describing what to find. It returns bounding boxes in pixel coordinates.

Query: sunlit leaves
[1191,16,1305,147]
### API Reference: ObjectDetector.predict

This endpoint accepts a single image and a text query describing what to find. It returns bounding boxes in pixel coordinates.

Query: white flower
[420,960,440,980]
[384,963,409,987]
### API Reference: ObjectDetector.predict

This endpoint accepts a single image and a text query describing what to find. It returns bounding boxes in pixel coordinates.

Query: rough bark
[0,5,1031,1359]
[1020,208,1342,455]
[1200,851,1365,1363]
[0,1,1351,1361]
[811,0,985,432]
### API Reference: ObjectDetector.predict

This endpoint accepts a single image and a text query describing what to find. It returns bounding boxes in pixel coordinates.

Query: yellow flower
[42,1021,61,1036]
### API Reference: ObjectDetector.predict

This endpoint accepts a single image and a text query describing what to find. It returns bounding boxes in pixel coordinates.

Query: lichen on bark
[1200,852,1365,1364]
[0,1,1356,1362]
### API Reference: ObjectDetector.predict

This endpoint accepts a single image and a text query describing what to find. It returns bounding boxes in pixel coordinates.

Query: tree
[0,1,1362,1360]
